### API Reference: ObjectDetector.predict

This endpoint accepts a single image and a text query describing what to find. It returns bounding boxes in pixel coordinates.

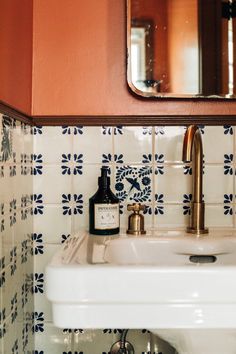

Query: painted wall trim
[33,115,236,126]
[1,100,236,126]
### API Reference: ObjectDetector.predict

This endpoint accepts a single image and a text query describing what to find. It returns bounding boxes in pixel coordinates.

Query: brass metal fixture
[182,125,208,234]
[127,203,146,235]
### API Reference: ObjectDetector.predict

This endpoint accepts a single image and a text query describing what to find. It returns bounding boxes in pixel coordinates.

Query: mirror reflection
[127,0,236,98]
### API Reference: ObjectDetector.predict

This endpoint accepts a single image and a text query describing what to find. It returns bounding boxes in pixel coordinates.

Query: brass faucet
[182,125,208,234]
[127,203,146,235]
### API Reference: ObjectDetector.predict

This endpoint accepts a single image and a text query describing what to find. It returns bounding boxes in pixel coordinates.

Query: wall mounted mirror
[127,0,236,98]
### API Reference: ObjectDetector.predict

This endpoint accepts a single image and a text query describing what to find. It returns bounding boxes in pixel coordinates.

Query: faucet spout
[182,125,208,235]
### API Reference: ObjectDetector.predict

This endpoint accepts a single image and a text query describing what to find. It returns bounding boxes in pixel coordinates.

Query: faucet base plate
[186,227,209,235]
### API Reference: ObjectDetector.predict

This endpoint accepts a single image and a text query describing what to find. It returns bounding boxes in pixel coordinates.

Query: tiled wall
[0,114,34,353]
[33,125,235,353]
[0,121,234,353]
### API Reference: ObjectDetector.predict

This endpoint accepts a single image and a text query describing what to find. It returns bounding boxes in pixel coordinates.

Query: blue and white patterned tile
[114,127,152,164]
[155,165,191,204]
[206,205,234,228]
[202,126,234,163]
[34,323,73,353]
[115,165,153,204]
[72,203,89,233]
[34,165,72,204]
[12,120,24,164]
[34,126,73,164]
[34,205,71,244]
[155,126,186,163]
[204,165,234,203]
[73,127,112,164]
[1,264,15,321]
[154,204,189,229]
[1,215,14,267]
[0,115,13,164]
[73,329,119,354]
[34,244,61,323]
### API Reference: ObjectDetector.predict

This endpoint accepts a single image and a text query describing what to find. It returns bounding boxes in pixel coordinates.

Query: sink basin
[46,230,236,354]
[104,233,235,265]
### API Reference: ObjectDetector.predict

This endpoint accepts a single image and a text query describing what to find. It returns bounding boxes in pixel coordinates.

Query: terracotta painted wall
[0,0,33,114]
[32,0,236,117]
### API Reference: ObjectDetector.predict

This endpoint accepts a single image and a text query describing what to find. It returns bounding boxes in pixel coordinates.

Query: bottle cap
[98,166,110,188]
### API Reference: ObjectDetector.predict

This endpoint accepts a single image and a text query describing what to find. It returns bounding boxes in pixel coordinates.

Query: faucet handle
[127,203,146,236]
[127,203,146,212]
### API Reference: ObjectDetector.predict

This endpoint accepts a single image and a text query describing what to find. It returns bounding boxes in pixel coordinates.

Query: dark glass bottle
[89,167,120,235]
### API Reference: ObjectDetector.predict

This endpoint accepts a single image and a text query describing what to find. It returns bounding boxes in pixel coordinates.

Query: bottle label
[94,203,119,230]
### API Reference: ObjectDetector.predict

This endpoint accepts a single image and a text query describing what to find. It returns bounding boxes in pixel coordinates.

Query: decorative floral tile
[115,165,153,204]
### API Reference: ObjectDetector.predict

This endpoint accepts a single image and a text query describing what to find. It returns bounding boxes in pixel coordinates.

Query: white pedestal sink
[46,230,236,354]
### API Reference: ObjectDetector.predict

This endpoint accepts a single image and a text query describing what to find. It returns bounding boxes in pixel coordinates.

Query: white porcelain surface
[46,231,236,354]
[46,231,236,326]
[104,233,236,265]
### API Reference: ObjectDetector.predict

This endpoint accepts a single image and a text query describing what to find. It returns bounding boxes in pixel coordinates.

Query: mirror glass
[127,0,236,98]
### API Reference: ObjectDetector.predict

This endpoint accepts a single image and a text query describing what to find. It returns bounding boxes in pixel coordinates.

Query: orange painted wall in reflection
[0,0,33,114]
[167,0,198,93]
[131,0,168,90]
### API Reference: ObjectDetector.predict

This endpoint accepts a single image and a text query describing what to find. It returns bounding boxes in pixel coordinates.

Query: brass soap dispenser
[127,203,146,235]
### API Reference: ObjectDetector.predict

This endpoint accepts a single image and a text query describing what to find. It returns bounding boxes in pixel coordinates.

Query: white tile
[2,265,15,319]
[12,121,24,164]
[155,126,186,163]
[74,329,119,353]
[34,206,72,244]
[34,165,72,204]
[72,164,101,203]
[114,126,152,164]
[205,204,234,228]
[1,216,14,267]
[204,165,234,203]
[155,165,191,203]
[73,126,113,164]
[34,126,73,164]
[34,323,73,353]
[203,126,234,163]
[72,203,89,233]
[154,204,189,229]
